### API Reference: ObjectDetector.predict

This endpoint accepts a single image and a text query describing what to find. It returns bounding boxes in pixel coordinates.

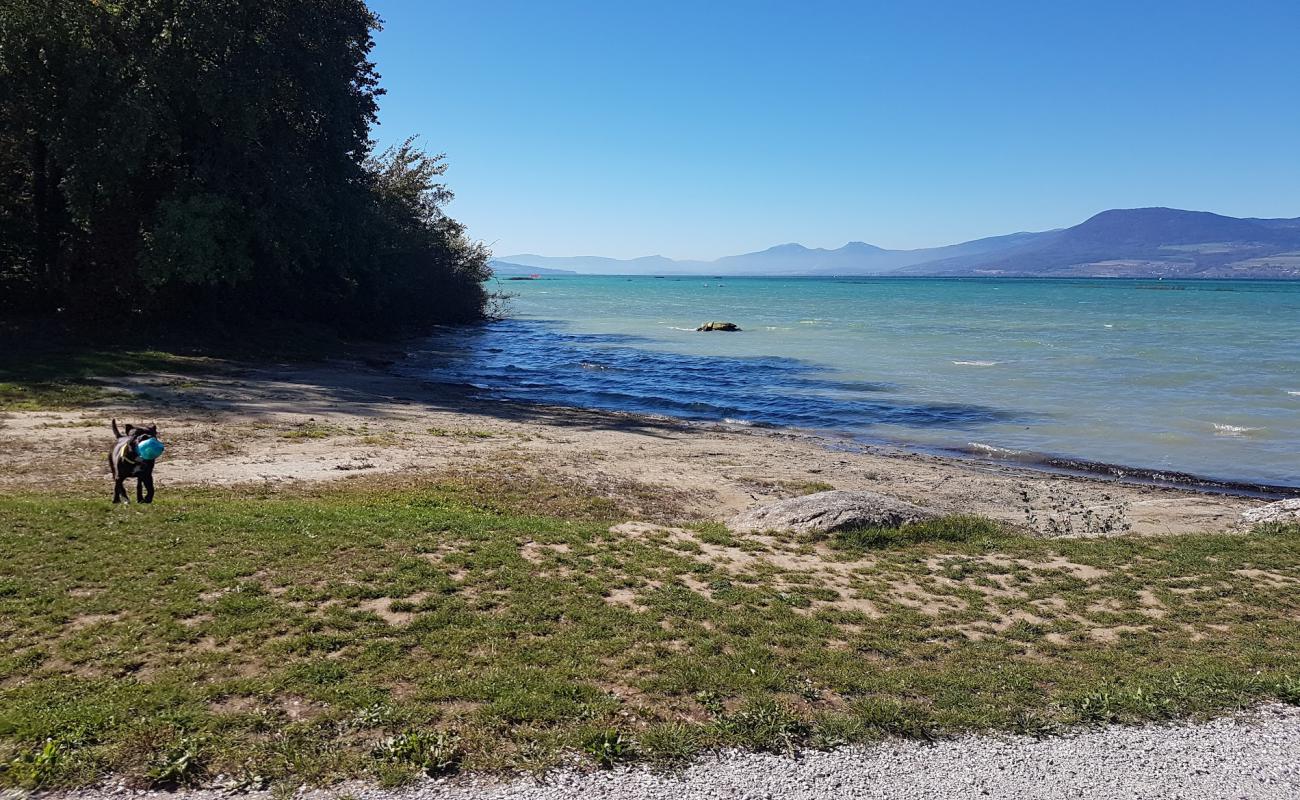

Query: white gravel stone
[37,705,1300,800]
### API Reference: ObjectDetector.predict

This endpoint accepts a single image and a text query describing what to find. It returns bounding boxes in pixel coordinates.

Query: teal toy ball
[137,438,165,461]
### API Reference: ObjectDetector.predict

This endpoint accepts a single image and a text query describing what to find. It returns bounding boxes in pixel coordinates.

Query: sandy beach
[2,353,1268,537]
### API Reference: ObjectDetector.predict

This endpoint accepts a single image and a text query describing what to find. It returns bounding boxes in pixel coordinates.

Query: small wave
[952,360,1000,367]
[1103,324,1114,328]
[966,441,1024,457]
[666,326,696,332]
[579,362,611,371]
[1288,391,1300,396]
[722,417,753,426]
[1213,424,1263,437]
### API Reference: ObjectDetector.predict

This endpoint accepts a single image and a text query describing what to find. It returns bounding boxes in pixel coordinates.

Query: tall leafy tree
[0,0,488,331]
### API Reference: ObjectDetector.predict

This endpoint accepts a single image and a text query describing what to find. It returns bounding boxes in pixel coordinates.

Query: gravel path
[436,707,1299,800]
[44,706,1300,800]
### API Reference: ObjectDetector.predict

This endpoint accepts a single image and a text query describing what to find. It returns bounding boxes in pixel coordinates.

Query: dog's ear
[124,423,136,435]
[148,422,158,435]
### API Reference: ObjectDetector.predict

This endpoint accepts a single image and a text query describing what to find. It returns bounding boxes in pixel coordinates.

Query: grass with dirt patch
[0,350,218,411]
[1,479,1297,789]
[0,327,394,413]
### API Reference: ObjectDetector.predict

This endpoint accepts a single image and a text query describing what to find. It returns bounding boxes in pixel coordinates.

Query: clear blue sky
[369,0,1300,260]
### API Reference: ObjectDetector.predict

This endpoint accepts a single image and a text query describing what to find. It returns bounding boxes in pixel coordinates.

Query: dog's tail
[111,418,121,438]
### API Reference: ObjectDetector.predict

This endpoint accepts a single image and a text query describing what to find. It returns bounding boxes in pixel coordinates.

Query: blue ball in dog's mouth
[137,438,165,461]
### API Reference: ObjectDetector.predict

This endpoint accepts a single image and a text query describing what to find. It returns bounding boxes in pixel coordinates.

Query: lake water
[407,276,1300,490]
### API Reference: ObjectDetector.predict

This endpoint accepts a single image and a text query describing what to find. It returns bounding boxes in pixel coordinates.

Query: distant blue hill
[501,208,1300,278]
[500,231,1050,276]
[894,208,1300,278]
[488,259,576,275]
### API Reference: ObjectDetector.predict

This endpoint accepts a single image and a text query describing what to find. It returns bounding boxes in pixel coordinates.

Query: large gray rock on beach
[1240,498,1300,526]
[696,321,741,331]
[729,490,937,534]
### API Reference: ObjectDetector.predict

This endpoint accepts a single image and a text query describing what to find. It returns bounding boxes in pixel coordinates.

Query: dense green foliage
[0,0,488,334]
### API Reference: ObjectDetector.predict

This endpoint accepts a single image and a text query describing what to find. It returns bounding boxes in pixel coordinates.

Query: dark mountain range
[501,208,1300,278]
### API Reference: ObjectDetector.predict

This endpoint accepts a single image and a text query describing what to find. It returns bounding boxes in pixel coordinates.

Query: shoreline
[393,326,1299,502]
[1,353,1271,536]
[934,439,1300,500]
[450,390,1300,501]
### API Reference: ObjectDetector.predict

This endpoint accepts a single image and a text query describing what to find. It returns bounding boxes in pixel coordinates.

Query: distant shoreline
[415,384,1300,500]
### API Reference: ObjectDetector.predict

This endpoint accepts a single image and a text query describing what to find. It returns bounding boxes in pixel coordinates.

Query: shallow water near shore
[408,276,1300,488]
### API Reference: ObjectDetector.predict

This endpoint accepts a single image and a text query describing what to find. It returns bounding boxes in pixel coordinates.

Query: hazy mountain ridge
[896,209,1300,278]
[487,260,577,275]
[501,208,1300,278]
[501,232,1054,276]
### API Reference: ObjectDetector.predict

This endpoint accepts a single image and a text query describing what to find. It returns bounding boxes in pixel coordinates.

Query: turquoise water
[411,277,1300,488]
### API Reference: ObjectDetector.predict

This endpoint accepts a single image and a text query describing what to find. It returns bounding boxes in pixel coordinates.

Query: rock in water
[728,490,937,534]
[696,321,741,332]
[1240,498,1300,526]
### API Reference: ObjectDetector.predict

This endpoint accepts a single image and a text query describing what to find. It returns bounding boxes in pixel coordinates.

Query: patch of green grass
[582,728,634,768]
[715,698,808,754]
[279,422,347,440]
[358,433,401,447]
[0,349,214,411]
[2,738,64,789]
[373,730,462,777]
[834,515,1005,551]
[143,735,206,788]
[0,481,1297,789]
[36,418,107,429]
[0,381,122,411]
[636,722,700,764]
[789,480,835,495]
[427,427,494,440]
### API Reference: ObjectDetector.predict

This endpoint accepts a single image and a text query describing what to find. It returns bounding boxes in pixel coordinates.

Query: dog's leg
[110,455,124,503]
[136,477,145,504]
[114,478,128,504]
[140,474,154,504]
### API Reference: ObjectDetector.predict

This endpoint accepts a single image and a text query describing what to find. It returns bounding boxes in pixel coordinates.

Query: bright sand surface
[2,356,1270,537]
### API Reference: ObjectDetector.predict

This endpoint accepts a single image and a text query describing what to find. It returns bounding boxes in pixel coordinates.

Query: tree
[0,0,488,333]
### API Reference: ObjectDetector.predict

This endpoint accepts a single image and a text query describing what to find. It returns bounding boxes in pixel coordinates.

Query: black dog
[109,420,160,504]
